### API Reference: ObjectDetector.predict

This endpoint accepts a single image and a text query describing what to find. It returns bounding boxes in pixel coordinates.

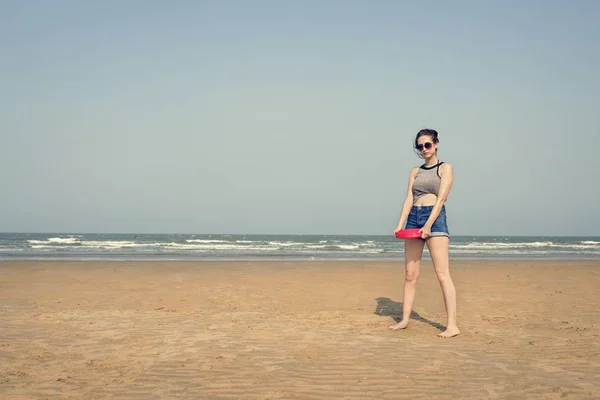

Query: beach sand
[1,260,599,399]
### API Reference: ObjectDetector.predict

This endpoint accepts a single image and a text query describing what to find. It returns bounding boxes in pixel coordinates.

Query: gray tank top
[412,162,444,203]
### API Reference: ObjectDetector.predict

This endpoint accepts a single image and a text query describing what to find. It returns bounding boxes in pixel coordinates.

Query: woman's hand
[419,224,432,239]
[394,223,405,235]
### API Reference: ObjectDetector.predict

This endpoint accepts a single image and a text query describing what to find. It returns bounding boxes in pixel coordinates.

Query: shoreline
[3,255,600,262]
[2,259,600,267]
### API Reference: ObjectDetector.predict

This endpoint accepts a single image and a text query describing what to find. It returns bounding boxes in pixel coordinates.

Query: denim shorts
[405,205,450,238]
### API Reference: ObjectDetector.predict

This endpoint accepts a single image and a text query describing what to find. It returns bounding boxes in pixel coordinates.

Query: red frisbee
[395,228,422,239]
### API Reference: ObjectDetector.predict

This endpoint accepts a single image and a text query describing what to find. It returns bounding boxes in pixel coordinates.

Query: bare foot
[389,320,409,330]
[437,326,460,338]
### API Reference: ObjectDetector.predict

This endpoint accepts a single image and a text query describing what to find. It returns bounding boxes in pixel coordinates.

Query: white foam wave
[164,243,277,251]
[186,239,230,243]
[304,244,360,250]
[451,241,600,250]
[338,245,360,250]
[48,237,80,244]
[80,241,141,249]
[29,237,80,244]
[458,241,554,248]
[268,241,302,247]
[449,248,599,255]
[0,246,24,251]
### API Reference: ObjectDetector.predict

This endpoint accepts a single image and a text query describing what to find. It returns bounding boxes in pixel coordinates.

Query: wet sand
[1,260,599,399]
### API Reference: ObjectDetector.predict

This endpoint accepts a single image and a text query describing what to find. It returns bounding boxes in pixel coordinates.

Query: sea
[1,233,599,261]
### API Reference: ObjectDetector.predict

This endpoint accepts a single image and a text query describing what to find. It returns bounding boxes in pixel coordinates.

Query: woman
[390,129,460,338]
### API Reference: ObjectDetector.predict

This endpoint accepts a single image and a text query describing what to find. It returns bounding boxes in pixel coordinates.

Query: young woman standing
[391,129,460,338]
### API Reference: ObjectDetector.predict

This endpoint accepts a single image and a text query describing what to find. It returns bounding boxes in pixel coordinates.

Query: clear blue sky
[1,1,599,235]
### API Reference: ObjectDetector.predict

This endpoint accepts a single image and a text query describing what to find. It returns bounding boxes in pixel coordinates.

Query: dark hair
[414,129,439,158]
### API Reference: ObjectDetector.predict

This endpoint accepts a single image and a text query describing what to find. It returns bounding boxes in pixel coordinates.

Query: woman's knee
[435,269,451,283]
[405,270,419,283]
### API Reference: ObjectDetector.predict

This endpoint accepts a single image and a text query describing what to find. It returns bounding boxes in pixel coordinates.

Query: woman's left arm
[421,163,454,235]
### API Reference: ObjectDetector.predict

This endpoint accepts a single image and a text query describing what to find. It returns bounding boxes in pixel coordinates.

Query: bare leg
[389,238,425,330]
[427,236,460,338]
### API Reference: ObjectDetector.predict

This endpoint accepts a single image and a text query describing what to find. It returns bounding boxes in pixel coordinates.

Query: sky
[1,0,599,236]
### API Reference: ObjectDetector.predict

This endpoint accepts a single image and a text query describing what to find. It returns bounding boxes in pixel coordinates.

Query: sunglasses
[416,142,434,151]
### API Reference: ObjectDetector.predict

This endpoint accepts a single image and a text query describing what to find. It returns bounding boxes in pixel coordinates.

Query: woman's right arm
[394,167,418,233]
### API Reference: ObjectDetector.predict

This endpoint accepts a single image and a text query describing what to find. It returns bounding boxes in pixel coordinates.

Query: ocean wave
[185,239,230,243]
[268,241,302,247]
[28,237,81,245]
[7,234,599,259]
[163,243,276,251]
[451,241,554,248]
[31,240,142,250]
[358,249,385,253]
[25,240,376,252]
[449,249,600,255]
[304,244,361,250]
[451,241,600,250]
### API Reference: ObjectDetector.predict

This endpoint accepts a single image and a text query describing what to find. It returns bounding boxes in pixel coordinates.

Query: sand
[1,260,599,399]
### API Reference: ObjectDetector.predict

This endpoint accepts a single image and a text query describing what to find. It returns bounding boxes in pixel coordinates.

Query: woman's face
[416,135,437,159]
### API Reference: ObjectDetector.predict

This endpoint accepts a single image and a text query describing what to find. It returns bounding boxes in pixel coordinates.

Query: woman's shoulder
[439,162,453,175]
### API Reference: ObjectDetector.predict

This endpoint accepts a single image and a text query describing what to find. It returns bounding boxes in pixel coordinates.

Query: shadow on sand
[374,297,445,332]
